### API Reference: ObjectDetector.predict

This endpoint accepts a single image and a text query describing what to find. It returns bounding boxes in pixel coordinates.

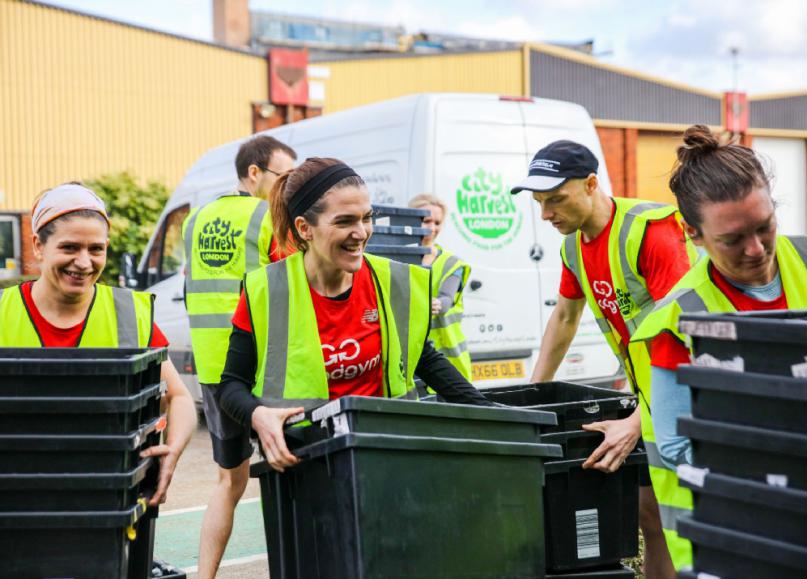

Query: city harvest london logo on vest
[451,167,523,250]
[198,217,244,272]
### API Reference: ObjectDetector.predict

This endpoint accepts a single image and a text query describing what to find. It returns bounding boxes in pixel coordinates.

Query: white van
[133,93,621,402]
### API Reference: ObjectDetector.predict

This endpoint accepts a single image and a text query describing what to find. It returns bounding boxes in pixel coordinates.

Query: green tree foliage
[84,172,169,284]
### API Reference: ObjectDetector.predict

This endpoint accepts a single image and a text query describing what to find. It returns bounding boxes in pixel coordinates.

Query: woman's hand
[140,444,181,506]
[581,408,641,473]
[251,405,305,472]
[431,298,442,315]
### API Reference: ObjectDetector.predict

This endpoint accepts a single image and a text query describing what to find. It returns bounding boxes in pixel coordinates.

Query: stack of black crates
[367,204,431,264]
[0,347,168,578]
[251,396,564,578]
[483,382,644,578]
[675,311,807,579]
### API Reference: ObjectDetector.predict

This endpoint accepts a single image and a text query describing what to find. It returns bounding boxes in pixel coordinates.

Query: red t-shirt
[20,282,169,348]
[650,263,789,370]
[559,205,692,346]
[232,260,384,399]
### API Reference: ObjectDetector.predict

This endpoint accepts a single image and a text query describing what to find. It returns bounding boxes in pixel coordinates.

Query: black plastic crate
[547,565,635,578]
[482,382,637,433]
[0,381,164,435]
[0,415,163,474]
[677,365,807,434]
[679,516,807,579]
[678,417,807,490]
[370,224,431,247]
[252,432,562,579]
[679,310,807,377]
[0,347,166,397]
[543,452,644,572]
[678,467,807,547]
[0,457,153,511]
[0,501,147,578]
[151,559,187,578]
[372,204,430,228]
[542,429,609,461]
[283,395,558,450]
[366,244,430,264]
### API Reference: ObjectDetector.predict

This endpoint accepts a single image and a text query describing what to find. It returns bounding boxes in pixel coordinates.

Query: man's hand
[140,444,180,506]
[251,405,305,472]
[581,409,641,473]
[431,298,442,315]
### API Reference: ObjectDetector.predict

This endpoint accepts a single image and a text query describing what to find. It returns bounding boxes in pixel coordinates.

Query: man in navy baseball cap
[510,140,599,195]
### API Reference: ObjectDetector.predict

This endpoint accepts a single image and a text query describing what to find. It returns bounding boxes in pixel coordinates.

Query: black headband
[289,163,360,220]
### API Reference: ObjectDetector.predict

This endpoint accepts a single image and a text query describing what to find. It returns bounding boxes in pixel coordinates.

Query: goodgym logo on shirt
[322,338,381,381]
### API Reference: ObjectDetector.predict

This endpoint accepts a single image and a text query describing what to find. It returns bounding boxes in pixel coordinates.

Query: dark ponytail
[669,124,771,234]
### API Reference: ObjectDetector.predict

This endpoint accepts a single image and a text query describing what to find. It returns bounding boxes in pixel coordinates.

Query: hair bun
[677,124,720,164]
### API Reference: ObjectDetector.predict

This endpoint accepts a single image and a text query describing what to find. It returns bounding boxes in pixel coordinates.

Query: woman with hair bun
[216,158,492,472]
[0,182,197,506]
[631,125,807,570]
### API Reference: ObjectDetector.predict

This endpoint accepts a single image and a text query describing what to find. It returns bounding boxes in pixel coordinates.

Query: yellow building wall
[0,0,267,211]
[316,50,525,113]
[636,131,683,205]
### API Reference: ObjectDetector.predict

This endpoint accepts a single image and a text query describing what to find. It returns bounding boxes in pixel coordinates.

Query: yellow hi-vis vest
[0,284,154,347]
[429,246,472,380]
[243,251,431,410]
[182,193,273,384]
[631,234,807,571]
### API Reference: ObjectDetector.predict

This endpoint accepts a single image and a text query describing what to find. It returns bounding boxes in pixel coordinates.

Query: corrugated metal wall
[750,94,807,131]
[530,49,722,126]
[636,131,682,205]
[0,0,267,211]
[315,50,525,113]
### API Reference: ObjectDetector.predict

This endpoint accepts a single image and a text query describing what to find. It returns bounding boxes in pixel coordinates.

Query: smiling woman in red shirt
[0,182,197,506]
[216,158,492,472]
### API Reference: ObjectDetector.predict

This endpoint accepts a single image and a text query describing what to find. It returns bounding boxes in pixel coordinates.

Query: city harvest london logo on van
[198,217,244,270]
[452,168,522,250]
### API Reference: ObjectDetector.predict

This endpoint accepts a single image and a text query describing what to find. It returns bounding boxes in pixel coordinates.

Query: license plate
[471,360,526,382]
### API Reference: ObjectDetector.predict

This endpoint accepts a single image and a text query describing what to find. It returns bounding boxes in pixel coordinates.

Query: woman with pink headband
[0,182,196,505]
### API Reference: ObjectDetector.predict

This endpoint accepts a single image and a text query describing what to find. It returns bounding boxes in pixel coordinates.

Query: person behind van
[631,125,807,571]
[409,193,472,380]
[511,140,698,579]
[0,183,196,506]
[184,135,296,579]
[214,157,492,472]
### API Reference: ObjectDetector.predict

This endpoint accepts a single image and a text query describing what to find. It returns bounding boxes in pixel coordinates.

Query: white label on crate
[286,412,306,425]
[693,353,744,371]
[575,508,600,559]
[766,474,789,488]
[697,573,721,579]
[677,464,709,488]
[404,225,413,235]
[332,413,351,436]
[375,216,391,226]
[679,320,737,341]
[311,399,343,422]
[791,358,807,378]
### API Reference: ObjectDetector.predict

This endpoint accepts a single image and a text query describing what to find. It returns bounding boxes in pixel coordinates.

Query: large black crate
[543,452,644,572]
[678,417,807,490]
[678,365,807,434]
[678,467,807,547]
[252,432,562,579]
[0,381,164,435]
[679,516,807,579]
[366,244,430,264]
[0,457,153,512]
[372,204,430,228]
[679,310,807,376]
[370,224,431,247]
[0,415,163,474]
[482,382,637,434]
[0,501,148,578]
[547,565,635,578]
[284,395,558,449]
[0,347,166,397]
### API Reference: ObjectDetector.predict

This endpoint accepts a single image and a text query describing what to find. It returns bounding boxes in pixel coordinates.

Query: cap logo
[530,159,560,173]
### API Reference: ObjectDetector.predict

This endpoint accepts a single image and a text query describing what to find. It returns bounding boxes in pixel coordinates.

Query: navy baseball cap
[510,140,599,194]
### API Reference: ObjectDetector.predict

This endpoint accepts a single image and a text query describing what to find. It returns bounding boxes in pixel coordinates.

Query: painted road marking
[154,499,266,570]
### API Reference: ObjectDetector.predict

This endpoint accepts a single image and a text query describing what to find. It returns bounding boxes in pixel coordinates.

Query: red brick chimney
[213,0,250,48]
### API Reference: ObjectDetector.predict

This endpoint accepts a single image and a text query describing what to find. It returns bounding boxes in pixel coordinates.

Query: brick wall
[596,126,637,198]
[20,212,39,276]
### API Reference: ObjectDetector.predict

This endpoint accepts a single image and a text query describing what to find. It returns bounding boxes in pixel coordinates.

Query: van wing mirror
[119,252,141,289]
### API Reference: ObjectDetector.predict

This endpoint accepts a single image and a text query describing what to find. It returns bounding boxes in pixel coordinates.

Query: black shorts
[201,384,254,469]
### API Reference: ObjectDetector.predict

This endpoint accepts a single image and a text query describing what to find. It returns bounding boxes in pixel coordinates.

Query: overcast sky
[48,0,807,95]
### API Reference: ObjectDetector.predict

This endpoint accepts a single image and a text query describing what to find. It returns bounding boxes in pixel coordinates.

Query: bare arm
[530,295,585,382]
[140,358,198,506]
